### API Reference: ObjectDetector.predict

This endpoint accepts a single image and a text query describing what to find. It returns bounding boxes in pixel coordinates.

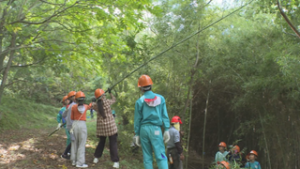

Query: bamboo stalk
[259,110,272,169]
[202,80,211,169]
[185,79,193,169]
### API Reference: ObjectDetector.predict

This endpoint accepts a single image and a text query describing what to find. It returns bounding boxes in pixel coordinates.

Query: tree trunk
[185,22,201,169]
[0,33,16,106]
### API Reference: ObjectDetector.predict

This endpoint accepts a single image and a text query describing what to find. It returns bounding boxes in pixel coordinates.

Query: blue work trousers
[140,124,168,169]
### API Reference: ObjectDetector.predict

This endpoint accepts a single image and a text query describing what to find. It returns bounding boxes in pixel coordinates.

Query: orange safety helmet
[68,91,76,98]
[171,116,183,124]
[219,142,227,148]
[220,161,230,169]
[94,88,105,99]
[233,145,240,153]
[62,95,68,102]
[249,150,258,157]
[246,154,250,160]
[138,75,153,87]
[75,91,85,99]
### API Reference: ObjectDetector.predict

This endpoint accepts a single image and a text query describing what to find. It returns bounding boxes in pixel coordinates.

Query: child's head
[248,150,258,161]
[171,116,183,131]
[62,96,69,105]
[94,88,107,119]
[68,91,76,102]
[217,161,230,169]
[218,142,226,152]
[75,91,86,105]
[232,145,240,154]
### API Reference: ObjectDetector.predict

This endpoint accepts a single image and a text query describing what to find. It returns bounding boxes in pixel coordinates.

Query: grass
[0,96,59,130]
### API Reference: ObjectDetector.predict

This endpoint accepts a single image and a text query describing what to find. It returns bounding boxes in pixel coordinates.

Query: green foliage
[2,0,300,168]
[0,96,58,130]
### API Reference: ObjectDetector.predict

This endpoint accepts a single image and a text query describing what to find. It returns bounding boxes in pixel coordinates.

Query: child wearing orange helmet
[245,150,261,169]
[215,142,229,163]
[56,96,70,156]
[226,145,246,167]
[92,88,119,168]
[70,91,90,168]
[216,161,230,169]
[61,91,77,160]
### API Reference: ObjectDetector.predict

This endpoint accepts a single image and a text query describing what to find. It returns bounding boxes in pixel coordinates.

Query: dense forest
[1,0,300,168]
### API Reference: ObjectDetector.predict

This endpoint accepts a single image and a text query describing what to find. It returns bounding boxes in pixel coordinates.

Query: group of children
[215,142,261,169]
[56,74,261,169]
[56,88,120,168]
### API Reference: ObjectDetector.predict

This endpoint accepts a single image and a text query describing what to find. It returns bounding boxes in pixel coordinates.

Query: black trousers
[167,148,182,169]
[63,143,71,155]
[90,109,94,119]
[94,133,119,162]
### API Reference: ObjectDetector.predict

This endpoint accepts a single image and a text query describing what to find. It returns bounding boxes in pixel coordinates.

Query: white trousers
[70,121,87,165]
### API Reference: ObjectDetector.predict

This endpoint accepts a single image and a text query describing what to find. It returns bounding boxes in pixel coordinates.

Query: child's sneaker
[72,161,76,166]
[93,158,99,164]
[61,154,70,160]
[113,162,119,168]
[76,164,88,168]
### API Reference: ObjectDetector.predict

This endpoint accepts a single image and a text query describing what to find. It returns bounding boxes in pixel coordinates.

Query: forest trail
[0,123,119,169]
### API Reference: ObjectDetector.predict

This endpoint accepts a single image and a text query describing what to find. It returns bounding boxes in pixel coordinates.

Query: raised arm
[107,93,116,106]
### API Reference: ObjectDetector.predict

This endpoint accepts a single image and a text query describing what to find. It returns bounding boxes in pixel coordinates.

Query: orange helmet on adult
[219,142,227,148]
[171,116,183,124]
[220,161,230,169]
[68,91,76,98]
[249,150,258,157]
[62,95,68,102]
[75,91,85,99]
[233,145,240,153]
[94,88,105,99]
[138,75,153,87]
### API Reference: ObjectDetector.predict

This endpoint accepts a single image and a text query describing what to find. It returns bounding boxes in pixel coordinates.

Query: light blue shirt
[166,126,180,149]
[245,161,261,169]
[134,91,170,136]
[215,151,229,162]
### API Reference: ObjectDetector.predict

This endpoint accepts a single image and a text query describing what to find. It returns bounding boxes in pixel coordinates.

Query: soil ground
[0,127,119,169]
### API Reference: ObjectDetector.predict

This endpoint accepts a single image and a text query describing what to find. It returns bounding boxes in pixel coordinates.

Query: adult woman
[92,88,119,169]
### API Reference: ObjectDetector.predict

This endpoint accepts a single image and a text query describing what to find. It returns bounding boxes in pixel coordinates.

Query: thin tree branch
[277,0,300,39]
[38,0,65,5]
[4,79,28,87]
[10,56,48,68]
[52,21,93,33]
[10,1,79,25]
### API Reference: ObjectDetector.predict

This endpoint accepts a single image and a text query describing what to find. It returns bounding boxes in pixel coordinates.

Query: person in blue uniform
[134,75,170,169]
[245,150,261,169]
[215,142,229,163]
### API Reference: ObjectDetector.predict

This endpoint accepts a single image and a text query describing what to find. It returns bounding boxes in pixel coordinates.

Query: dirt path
[0,128,114,169]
